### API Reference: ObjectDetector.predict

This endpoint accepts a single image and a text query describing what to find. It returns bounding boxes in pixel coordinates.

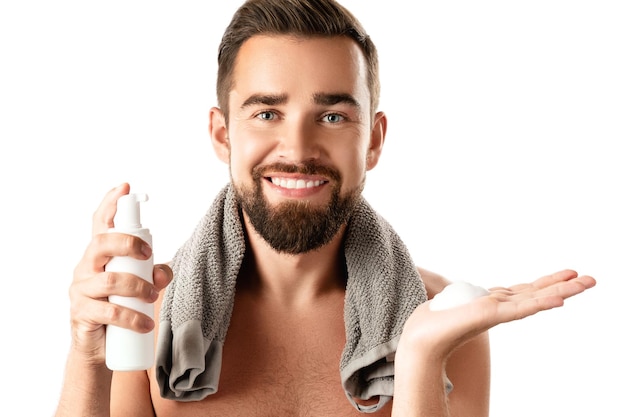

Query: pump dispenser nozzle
[115,193,148,229]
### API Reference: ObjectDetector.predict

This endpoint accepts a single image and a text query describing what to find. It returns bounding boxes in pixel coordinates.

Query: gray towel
[155,183,428,412]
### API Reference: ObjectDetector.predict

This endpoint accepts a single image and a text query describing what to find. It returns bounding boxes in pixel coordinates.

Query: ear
[366,111,387,170]
[209,107,230,164]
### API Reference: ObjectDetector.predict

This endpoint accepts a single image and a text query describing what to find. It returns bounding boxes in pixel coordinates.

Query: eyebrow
[241,93,288,109]
[313,92,361,110]
[240,92,361,110]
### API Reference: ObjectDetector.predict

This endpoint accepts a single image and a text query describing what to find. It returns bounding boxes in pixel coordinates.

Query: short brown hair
[216,0,380,124]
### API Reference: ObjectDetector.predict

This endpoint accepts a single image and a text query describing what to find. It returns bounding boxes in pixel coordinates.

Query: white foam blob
[429,281,490,311]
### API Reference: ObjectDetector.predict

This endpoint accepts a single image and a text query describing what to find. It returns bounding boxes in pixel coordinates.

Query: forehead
[230,34,370,107]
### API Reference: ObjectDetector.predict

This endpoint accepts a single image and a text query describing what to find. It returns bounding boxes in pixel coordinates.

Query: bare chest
[151,292,390,417]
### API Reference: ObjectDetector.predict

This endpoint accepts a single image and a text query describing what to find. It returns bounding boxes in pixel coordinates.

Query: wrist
[70,326,107,361]
[392,348,450,417]
[68,341,108,370]
[397,324,452,365]
[395,337,448,379]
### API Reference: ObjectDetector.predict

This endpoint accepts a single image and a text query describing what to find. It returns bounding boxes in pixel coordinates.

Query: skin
[55,35,596,417]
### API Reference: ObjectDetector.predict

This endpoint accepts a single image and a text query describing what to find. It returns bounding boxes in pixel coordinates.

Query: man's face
[221,35,381,254]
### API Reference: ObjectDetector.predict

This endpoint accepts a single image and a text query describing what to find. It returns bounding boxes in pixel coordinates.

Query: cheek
[228,130,274,181]
[335,142,368,189]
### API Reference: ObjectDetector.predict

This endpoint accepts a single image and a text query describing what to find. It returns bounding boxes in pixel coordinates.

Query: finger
[579,274,597,289]
[154,264,173,291]
[495,270,579,294]
[71,270,159,303]
[507,273,595,304]
[92,183,131,236]
[535,275,595,302]
[491,294,566,323]
[530,269,580,289]
[490,276,595,322]
[75,232,152,278]
[72,298,155,333]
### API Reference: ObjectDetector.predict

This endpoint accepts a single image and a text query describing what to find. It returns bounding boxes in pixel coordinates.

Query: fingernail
[142,318,155,331]
[141,243,152,258]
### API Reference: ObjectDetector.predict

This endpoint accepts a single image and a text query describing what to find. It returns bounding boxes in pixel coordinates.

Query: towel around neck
[155,183,428,412]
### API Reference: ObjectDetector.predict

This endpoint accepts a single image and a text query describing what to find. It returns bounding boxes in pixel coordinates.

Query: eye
[321,113,345,124]
[256,111,276,121]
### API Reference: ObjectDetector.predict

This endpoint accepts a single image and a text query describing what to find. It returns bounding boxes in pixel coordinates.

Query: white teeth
[271,177,323,189]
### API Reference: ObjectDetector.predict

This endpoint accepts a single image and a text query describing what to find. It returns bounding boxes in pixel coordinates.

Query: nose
[276,117,321,163]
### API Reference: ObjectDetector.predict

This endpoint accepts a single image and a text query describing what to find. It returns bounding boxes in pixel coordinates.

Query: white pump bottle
[105,193,154,371]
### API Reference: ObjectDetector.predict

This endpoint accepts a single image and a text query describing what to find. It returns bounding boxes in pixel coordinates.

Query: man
[55,1,595,416]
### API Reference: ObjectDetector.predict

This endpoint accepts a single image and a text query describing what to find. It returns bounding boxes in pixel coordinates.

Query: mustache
[252,161,342,182]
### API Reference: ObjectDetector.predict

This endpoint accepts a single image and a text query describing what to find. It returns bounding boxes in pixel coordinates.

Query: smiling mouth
[268,177,328,189]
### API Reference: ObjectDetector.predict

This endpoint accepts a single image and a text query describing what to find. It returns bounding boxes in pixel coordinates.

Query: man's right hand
[68,183,172,363]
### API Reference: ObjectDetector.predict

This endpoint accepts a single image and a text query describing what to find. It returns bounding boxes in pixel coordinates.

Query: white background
[1,1,624,415]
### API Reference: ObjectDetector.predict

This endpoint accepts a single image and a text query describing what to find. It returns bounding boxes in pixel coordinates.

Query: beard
[233,162,364,255]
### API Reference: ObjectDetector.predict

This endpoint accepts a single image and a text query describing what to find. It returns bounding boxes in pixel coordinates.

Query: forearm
[392,350,450,417]
[55,348,113,417]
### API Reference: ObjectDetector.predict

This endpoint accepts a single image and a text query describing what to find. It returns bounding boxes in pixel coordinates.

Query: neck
[239,214,348,307]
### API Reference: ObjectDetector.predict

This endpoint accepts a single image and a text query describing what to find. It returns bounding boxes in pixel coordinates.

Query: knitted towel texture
[155,184,428,412]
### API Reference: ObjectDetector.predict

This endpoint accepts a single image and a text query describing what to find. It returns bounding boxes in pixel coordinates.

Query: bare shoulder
[417,267,451,300]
